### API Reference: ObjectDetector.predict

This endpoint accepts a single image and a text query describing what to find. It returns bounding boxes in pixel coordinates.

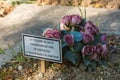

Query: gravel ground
[0,35,120,80]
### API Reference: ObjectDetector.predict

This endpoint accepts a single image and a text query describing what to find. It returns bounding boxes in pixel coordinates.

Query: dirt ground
[0,0,120,17]
[0,35,120,80]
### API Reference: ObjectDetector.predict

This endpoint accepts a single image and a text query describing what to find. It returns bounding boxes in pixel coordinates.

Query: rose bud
[102,44,108,55]
[85,21,99,35]
[101,34,107,43]
[71,14,82,25]
[101,44,108,59]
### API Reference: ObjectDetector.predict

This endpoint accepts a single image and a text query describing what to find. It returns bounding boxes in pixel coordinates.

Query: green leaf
[14,54,25,63]
[74,42,84,52]
[56,23,60,30]
[90,61,97,70]
[87,65,94,72]
[78,7,83,18]
[81,18,86,26]
[98,59,108,66]
[84,8,86,19]
[8,44,16,57]
[89,33,105,45]
[87,61,96,71]
[64,49,80,65]
[62,41,67,48]
[0,48,6,54]
[96,13,100,27]
[83,58,91,66]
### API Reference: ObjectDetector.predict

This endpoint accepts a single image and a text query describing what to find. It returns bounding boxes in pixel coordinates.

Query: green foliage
[83,56,108,71]
[98,59,108,67]
[83,58,91,66]
[0,44,27,63]
[9,44,26,63]
[12,52,25,62]
[78,7,86,19]
[89,33,105,45]
[64,48,80,65]
[0,48,6,54]
[73,42,84,52]
[83,58,97,71]
[63,42,84,65]
[10,0,36,6]
[8,44,17,57]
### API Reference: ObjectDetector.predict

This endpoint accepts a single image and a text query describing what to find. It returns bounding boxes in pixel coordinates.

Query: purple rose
[90,53,97,60]
[64,34,74,46]
[43,28,61,39]
[94,43,104,55]
[102,44,108,55]
[53,29,61,39]
[71,14,82,25]
[82,45,98,60]
[101,44,108,59]
[82,45,94,55]
[85,21,99,35]
[82,32,94,43]
[62,15,72,26]
[43,28,53,38]
[101,34,107,43]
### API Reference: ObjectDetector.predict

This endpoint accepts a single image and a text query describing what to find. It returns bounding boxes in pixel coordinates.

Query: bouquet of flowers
[43,10,108,70]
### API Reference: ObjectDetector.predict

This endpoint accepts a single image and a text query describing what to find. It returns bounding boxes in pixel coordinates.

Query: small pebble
[18,65,23,71]
[38,72,44,78]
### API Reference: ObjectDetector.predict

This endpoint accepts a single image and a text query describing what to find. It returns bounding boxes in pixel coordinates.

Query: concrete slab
[0,4,120,67]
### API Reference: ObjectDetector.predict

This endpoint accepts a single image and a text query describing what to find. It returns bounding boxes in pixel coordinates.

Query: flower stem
[70,47,75,52]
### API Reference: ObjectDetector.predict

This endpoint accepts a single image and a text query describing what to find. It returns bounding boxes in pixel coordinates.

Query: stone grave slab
[0,4,120,67]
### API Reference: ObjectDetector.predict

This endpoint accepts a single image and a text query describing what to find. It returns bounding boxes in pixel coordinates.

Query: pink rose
[101,34,107,43]
[64,34,74,46]
[85,21,99,35]
[71,14,82,25]
[43,28,53,38]
[45,34,54,38]
[43,28,61,39]
[82,32,94,43]
[82,45,94,55]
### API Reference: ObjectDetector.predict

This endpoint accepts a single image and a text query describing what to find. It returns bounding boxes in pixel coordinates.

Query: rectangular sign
[22,34,62,63]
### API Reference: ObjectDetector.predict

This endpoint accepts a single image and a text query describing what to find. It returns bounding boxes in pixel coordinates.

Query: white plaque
[22,34,62,63]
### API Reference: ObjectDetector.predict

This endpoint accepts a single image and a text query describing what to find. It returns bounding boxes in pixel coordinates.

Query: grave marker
[22,34,62,73]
